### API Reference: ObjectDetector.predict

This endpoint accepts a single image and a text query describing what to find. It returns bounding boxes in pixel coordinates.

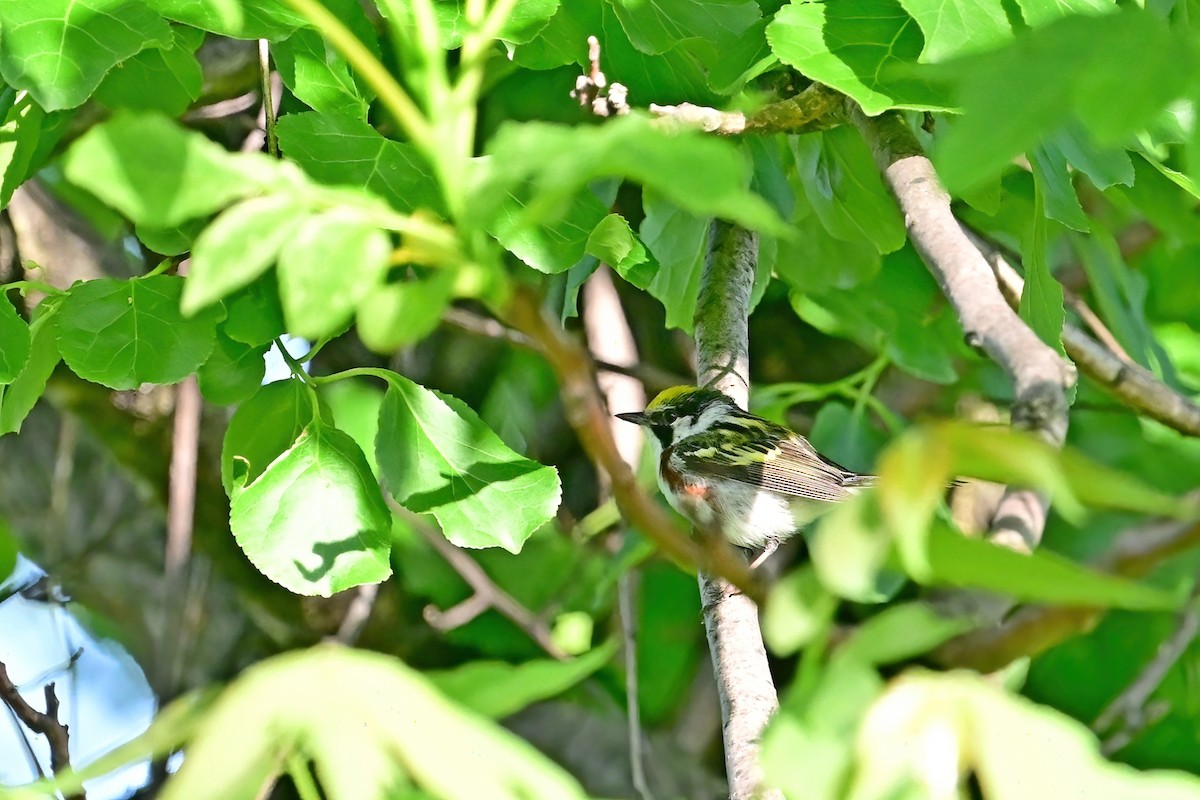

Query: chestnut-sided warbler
[617,385,876,567]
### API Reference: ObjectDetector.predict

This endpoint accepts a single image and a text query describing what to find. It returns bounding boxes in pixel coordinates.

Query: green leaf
[790,246,960,384]
[774,211,881,294]
[1018,180,1066,352]
[221,275,286,347]
[763,658,882,800]
[57,276,221,390]
[930,10,1198,192]
[159,646,588,800]
[837,602,974,665]
[1029,142,1089,232]
[222,379,324,494]
[426,642,616,719]
[376,376,562,554]
[62,111,276,228]
[640,191,709,332]
[93,30,204,115]
[491,188,609,274]
[321,378,384,474]
[0,92,47,208]
[273,28,370,119]
[809,493,893,603]
[791,128,906,254]
[0,0,172,111]
[1074,231,1158,371]
[1049,124,1133,191]
[147,0,307,39]
[586,213,654,289]
[183,194,309,314]
[766,0,951,115]
[851,670,1200,800]
[136,217,207,256]
[197,330,267,405]
[475,115,785,236]
[276,110,442,214]
[762,566,838,656]
[0,297,31,384]
[1014,0,1111,27]
[0,301,60,435]
[229,420,391,596]
[436,0,561,48]
[609,0,760,57]
[356,269,455,352]
[898,0,1014,62]
[277,208,391,339]
[926,524,1179,611]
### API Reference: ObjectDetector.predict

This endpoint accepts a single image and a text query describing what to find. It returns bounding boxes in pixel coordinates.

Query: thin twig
[0,661,82,796]
[619,572,653,800]
[505,289,766,604]
[693,221,782,800]
[1094,584,1200,755]
[258,40,279,158]
[849,104,1075,554]
[403,506,567,659]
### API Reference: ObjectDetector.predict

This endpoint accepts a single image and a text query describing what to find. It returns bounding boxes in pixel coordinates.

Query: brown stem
[0,661,82,797]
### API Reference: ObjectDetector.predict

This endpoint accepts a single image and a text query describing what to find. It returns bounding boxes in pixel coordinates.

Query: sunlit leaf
[426,642,616,719]
[62,111,277,228]
[159,646,588,800]
[0,0,172,111]
[766,0,950,115]
[184,194,309,314]
[376,376,561,553]
[230,421,391,597]
[57,276,221,390]
[851,671,1200,799]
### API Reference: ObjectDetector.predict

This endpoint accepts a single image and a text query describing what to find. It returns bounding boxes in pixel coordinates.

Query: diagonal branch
[506,288,766,604]
[848,105,1076,554]
[980,245,1200,437]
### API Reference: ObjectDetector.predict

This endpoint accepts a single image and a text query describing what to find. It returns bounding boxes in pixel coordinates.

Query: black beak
[616,411,649,425]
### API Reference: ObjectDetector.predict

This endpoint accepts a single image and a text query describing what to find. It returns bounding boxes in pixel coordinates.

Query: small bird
[616,385,876,567]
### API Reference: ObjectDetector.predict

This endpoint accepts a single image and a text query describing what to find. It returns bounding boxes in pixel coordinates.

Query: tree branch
[848,105,1076,553]
[694,221,782,800]
[1094,583,1200,756]
[403,508,567,659]
[980,245,1200,437]
[0,661,82,796]
[649,83,846,136]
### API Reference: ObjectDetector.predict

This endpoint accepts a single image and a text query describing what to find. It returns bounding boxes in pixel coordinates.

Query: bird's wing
[671,418,873,503]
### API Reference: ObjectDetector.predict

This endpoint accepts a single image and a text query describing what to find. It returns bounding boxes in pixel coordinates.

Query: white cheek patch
[672,403,727,441]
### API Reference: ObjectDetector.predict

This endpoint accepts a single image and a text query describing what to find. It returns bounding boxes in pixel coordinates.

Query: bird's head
[616,385,737,448]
